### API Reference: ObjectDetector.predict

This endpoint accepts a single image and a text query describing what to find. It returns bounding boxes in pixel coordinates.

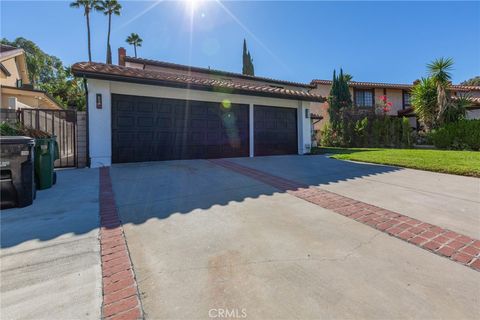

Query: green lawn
[312,147,480,177]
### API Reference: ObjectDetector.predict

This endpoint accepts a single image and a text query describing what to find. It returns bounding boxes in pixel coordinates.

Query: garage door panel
[117,101,134,112]
[137,102,155,113]
[137,132,153,141]
[190,119,206,129]
[156,117,172,128]
[137,117,154,127]
[117,116,135,127]
[254,105,297,156]
[112,94,249,163]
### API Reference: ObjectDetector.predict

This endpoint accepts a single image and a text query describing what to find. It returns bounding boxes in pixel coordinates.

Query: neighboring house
[71,47,325,168]
[309,79,480,132]
[0,44,61,110]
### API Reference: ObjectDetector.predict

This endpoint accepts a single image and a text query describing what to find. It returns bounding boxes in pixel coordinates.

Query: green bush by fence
[320,115,412,148]
[428,120,480,151]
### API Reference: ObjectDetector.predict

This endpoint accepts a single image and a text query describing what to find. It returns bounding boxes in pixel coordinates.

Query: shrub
[401,117,412,147]
[429,120,480,151]
[320,115,413,149]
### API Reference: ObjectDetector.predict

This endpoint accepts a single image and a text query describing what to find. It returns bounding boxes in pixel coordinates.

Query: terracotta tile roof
[452,95,480,106]
[0,44,18,53]
[125,56,315,89]
[311,79,480,92]
[72,62,326,102]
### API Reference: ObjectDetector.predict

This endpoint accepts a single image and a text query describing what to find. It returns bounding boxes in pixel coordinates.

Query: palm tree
[427,57,454,123]
[70,0,99,62]
[126,33,142,58]
[96,0,121,64]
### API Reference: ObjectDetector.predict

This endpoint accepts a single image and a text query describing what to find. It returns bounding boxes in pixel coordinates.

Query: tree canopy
[126,33,142,57]
[1,37,85,110]
[461,76,480,86]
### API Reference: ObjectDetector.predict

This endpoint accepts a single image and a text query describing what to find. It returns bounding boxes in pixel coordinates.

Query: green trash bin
[34,137,58,190]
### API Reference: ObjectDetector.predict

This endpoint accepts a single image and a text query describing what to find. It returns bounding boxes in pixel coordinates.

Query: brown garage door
[111,94,249,163]
[254,105,298,156]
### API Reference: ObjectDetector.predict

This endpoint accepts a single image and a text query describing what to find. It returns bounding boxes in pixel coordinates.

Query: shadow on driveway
[0,155,400,248]
[108,155,401,224]
[1,168,99,248]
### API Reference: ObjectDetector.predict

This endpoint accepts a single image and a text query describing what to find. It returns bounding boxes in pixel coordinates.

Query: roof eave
[73,70,325,102]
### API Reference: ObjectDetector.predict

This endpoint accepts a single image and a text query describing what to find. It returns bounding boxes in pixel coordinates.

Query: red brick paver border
[99,167,143,320]
[210,159,480,272]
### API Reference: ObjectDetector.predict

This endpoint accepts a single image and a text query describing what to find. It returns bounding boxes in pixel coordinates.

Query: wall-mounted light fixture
[96,93,103,109]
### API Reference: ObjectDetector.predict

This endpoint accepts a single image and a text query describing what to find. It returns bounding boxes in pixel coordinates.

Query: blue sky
[1,1,479,84]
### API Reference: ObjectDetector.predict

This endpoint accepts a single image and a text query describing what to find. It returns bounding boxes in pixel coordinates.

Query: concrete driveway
[0,169,102,320]
[110,156,480,319]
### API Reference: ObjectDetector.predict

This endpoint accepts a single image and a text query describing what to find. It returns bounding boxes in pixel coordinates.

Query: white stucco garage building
[72,50,325,168]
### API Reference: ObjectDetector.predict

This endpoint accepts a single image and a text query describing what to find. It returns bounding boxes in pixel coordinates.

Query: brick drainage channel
[99,167,143,320]
[209,159,480,272]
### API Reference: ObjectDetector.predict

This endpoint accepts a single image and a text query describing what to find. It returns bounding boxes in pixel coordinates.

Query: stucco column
[297,101,311,154]
[87,79,112,168]
[249,103,254,157]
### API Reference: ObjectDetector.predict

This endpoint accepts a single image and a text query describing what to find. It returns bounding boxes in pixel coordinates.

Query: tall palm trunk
[86,11,92,62]
[134,44,137,58]
[437,84,448,123]
[106,13,112,64]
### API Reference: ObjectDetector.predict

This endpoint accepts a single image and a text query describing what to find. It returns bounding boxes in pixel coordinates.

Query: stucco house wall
[0,58,22,87]
[467,109,480,120]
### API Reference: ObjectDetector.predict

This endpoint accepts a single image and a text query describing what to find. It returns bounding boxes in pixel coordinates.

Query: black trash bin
[1,136,35,209]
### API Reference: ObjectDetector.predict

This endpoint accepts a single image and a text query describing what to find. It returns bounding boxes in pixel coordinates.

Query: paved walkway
[0,169,102,320]
[109,157,480,320]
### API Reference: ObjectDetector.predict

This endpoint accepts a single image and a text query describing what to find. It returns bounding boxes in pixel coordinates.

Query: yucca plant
[442,94,471,124]
[427,57,454,124]
[411,77,438,131]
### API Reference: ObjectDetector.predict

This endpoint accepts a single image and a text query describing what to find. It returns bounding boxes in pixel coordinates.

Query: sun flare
[185,0,202,13]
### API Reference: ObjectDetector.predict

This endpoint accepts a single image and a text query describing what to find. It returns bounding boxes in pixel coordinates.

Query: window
[403,91,411,109]
[16,79,23,88]
[355,89,374,107]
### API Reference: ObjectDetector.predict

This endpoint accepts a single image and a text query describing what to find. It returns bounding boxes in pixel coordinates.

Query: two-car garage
[111,94,297,163]
[72,61,324,167]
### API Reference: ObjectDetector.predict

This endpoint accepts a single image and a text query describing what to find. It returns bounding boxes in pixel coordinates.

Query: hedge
[428,119,480,151]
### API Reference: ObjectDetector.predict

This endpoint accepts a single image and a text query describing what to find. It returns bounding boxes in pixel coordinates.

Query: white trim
[249,104,254,157]
[109,81,304,107]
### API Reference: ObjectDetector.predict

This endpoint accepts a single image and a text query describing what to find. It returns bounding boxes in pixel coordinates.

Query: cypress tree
[248,51,255,76]
[242,39,248,75]
[242,39,255,76]
[338,69,352,108]
[328,69,353,130]
[328,70,340,129]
